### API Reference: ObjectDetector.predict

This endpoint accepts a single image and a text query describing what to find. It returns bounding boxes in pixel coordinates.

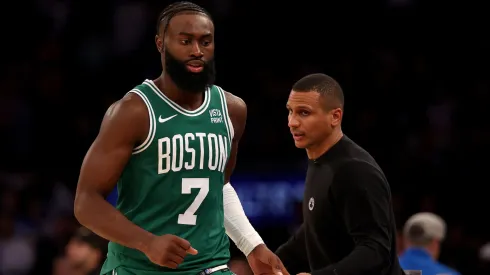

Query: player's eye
[180,39,191,45]
[201,40,211,47]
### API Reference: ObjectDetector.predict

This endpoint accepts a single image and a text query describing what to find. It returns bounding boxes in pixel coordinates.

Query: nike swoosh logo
[158,114,177,123]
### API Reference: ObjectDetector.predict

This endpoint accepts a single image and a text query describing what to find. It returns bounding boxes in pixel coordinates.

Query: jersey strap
[127,89,156,154]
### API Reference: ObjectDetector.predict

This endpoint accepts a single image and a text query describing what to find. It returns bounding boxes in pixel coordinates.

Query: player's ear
[330,108,342,127]
[155,34,163,53]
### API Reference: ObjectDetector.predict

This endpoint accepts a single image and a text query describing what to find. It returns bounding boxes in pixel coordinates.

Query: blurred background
[1,0,489,274]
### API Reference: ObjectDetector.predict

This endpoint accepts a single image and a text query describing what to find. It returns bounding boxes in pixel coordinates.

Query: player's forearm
[223,183,264,256]
[74,190,154,253]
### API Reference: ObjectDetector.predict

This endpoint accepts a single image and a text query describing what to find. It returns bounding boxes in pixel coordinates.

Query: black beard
[164,49,216,93]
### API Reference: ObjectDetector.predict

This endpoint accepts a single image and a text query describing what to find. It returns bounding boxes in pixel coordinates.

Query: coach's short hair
[292,73,344,110]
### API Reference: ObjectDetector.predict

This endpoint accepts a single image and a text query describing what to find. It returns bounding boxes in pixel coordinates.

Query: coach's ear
[330,107,342,127]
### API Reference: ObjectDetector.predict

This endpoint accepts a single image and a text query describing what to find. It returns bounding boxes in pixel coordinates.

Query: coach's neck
[306,128,344,160]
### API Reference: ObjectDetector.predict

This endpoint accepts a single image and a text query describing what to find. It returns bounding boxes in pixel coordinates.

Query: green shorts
[103,265,235,275]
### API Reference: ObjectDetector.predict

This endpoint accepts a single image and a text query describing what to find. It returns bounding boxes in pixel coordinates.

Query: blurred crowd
[1,0,489,274]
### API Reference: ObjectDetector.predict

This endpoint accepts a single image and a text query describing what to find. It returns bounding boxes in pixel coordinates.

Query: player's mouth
[186,61,204,73]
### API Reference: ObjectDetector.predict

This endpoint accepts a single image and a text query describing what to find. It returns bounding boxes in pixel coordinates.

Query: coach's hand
[247,244,290,275]
[143,234,198,269]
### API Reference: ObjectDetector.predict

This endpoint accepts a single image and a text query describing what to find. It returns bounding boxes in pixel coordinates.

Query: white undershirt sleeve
[223,183,264,256]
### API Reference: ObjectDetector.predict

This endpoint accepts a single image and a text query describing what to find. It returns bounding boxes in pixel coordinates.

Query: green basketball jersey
[101,79,233,274]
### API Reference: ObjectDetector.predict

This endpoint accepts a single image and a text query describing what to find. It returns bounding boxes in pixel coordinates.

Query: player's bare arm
[223,91,247,183]
[74,93,153,251]
[74,93,196,269]
[222,91,289,275]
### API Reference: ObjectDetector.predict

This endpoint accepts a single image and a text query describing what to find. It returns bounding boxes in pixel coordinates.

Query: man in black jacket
[277,73,405,275]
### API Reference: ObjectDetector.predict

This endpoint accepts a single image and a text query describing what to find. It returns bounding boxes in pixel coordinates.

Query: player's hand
[246,244,290,275]
[143,234,198,269]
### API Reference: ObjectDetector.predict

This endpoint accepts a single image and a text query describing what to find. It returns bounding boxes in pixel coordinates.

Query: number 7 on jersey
[178,178,209,225]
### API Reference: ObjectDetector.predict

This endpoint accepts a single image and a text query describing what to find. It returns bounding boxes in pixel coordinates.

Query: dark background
[1,0,489,274]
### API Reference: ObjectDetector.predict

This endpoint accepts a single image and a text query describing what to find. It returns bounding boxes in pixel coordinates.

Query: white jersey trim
[128,89,156,154]
[143,80,211,117]
[216,86,235,142]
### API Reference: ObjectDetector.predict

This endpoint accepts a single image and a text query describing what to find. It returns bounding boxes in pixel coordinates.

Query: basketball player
[74,2,287,275]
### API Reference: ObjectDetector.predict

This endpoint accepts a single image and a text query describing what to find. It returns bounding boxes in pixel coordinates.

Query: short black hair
[156,1,211,35]
[292,73,344,110]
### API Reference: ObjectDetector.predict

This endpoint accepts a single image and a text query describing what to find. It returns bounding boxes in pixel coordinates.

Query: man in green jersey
[74,2,288,275]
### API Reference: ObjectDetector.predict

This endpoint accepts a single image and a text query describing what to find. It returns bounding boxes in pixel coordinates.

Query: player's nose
[190,42,204,58]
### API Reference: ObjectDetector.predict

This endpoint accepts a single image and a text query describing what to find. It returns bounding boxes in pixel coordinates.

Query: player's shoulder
[104,91,148,123]
[214,86,246,114]
[214,86,247,139]
[213,85,247,119]
[95,91,149,143]
[117,92,148,114]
